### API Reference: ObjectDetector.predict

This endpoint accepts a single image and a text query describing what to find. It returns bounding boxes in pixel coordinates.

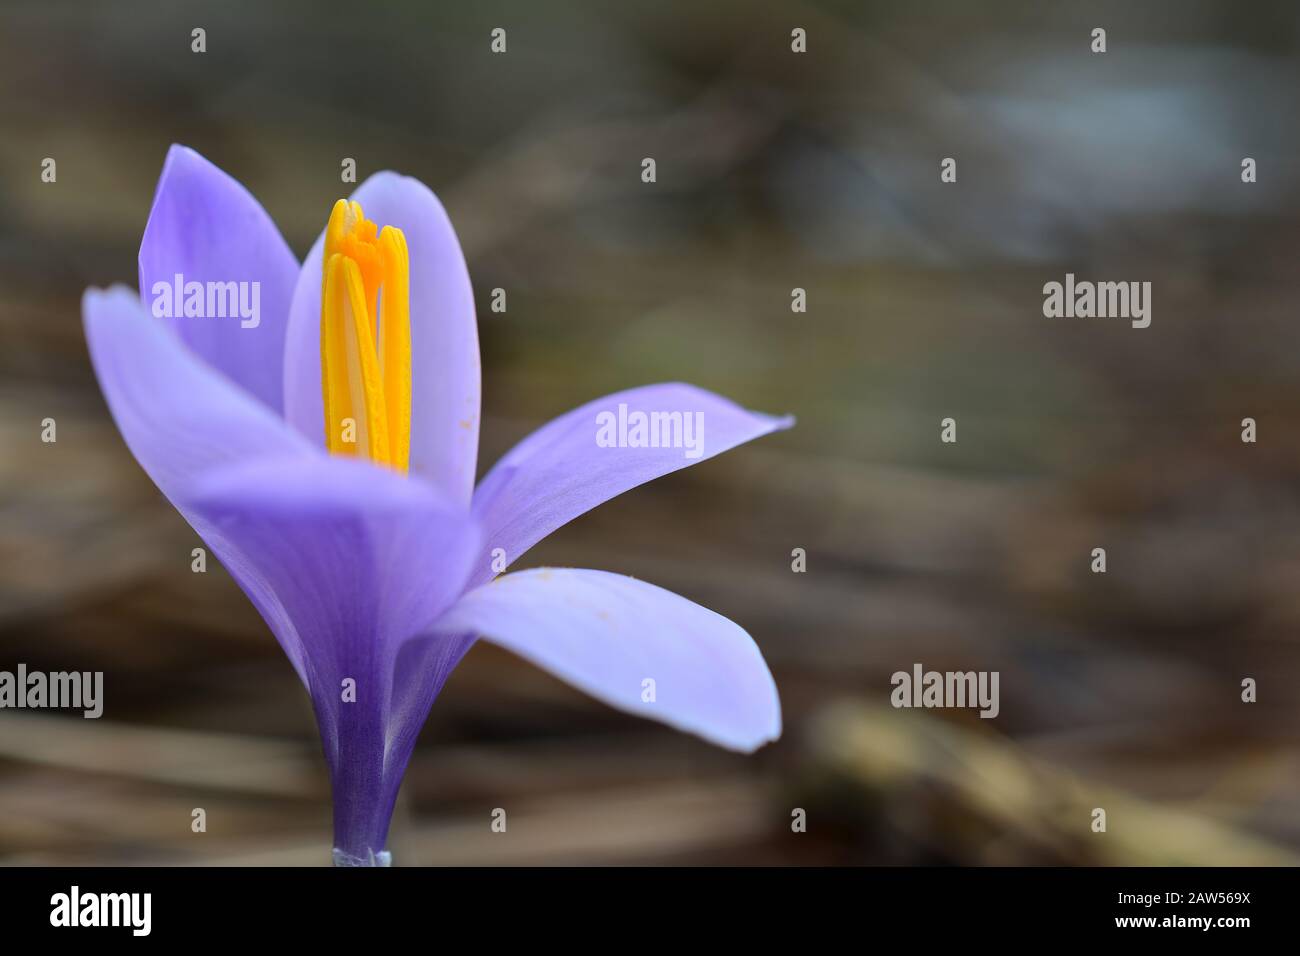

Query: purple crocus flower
[82,145,792,865]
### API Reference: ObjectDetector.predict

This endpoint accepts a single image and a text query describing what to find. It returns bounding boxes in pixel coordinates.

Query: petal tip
[724,720,783,754]
[355,170,454,222]
[164,142,199,164]
[150,143,213,202]
[729,677,783,754]
[661,381,796,432]
[81,284,142,324]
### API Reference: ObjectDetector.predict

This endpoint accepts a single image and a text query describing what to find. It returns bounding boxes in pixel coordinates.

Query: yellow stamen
[377,226,411,472]
[320,200,411,472]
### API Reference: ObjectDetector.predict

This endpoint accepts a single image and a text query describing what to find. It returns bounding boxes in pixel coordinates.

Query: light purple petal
[82,285,311,501]
[182,454,481,859]
[138,145,299,413]
[470,383,793,584]
[283,172,480,507]
[433,568,781,752]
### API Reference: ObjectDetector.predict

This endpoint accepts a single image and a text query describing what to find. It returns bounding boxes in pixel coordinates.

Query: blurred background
[2,0,1299,865]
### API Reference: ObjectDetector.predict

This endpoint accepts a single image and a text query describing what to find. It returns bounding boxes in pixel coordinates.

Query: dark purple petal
[433,568,781,752]
[283,172,480,507]
[183,455,481,860]
[138,145,299,413]
[470,383,793,584]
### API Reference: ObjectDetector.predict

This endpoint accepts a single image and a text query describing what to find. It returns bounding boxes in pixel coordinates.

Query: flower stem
[332,847,393,867]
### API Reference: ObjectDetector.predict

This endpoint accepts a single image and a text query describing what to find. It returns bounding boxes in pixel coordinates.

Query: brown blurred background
[2,0,1299,865]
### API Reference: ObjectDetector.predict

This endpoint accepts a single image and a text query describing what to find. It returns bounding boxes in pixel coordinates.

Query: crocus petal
[138,145,299,413]
[82,285,312,502]
[432,568,781,752]
[182,455,481,859]
[284,172,480,507]
[470,383,793,583]
[88,285,471,856]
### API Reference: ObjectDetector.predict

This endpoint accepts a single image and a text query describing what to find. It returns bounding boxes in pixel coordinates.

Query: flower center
[320,199,411,472]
